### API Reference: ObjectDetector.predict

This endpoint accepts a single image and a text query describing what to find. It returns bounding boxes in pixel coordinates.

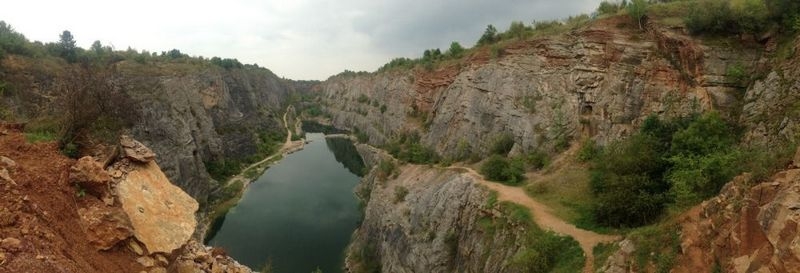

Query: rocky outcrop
[740,36,800,147]
[349,160,527,273]
[116,160,199,254]
[70,156,113,197]
[320,18,758,158]
[172,240,253,273]
[669,154,800,273]
[77,204,134,250]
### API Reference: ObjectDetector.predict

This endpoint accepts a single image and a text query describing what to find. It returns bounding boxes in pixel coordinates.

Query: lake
[206,133,364,273]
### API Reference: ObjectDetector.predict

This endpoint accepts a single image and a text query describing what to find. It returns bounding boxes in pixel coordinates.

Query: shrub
[525,150,549,170]
[577,139,599,162]
[590,112,745,227]
[357,94,369,104]
[491,133,515,155]
[481,155,525,185]
[477,25,498,46]
[627,0,649,29]
[597,1,621,15]
[685,0,770,35]
[393,186,409,203]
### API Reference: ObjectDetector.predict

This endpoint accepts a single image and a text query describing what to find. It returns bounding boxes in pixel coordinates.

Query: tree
[58,30,77,62]
[447,42,464,58]
[626,0,648,30]
[507,21,528,39]
[477,24,498,46]
[90,40,103,53]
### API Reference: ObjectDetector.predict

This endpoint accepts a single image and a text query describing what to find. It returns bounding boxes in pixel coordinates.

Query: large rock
[0,156,16,169]
[116,161,199,254]
[69,156,112,197]
[77,204,134,250]
[793,146,800,168]
[120,135,156,163]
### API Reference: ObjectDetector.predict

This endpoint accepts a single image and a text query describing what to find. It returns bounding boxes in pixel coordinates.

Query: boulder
[793,146,800,168]
[0,168,14,185]
[116,161,198,254]
[120,135,156,163]
[0,156,15,169]
[77,204,134,250]
[69,156,112,197]
[1,237,21,251]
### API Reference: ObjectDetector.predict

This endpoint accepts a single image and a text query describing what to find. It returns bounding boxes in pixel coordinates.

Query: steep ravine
[349,145,530,273]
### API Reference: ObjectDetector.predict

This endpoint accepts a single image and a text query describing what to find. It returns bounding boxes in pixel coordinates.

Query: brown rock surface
[116,160,199,254]
[673,170,800,273]
[0,156,16,169]
[0,132,144,273]
[120,135,157,163]
[77,203,134,250]
[69,156,112,197]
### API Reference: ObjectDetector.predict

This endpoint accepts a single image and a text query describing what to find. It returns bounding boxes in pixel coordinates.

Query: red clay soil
[0,128,142,273]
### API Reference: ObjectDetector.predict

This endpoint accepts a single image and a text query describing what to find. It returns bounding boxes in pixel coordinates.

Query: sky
[1,0,604,80]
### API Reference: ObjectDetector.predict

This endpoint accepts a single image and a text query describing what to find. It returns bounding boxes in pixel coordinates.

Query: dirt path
[446,166,620,273]
[223,107,303,189]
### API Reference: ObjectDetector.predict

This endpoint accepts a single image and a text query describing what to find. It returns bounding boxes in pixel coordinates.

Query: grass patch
[593,242,620,269]
[495,201,585,273]
[628,222,681,273]
[523,165,617,234]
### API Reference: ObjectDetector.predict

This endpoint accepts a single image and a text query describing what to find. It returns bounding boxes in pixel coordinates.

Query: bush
[597,1,621,15]
[491,133,515,155]
[590,112,745,227]
[481,155,525,185]
[393,186,409,203]
[627,0,649,29]
[685,0,770,35]
[577,139,599,162]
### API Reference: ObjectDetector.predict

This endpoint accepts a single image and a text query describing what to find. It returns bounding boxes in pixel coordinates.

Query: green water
[207,133,364,273]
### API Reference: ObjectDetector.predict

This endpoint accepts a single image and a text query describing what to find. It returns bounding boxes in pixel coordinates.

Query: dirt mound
[0,131,143,273]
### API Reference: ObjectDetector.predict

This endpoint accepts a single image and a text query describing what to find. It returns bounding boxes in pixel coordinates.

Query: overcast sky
[2,0,603,80]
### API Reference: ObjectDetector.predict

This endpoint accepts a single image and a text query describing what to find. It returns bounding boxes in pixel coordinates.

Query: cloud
[1,0,603,80]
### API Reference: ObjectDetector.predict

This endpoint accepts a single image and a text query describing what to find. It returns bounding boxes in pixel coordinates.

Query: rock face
[349,146,526,272]
[77,204,134,250]
[69,156,113,197]
[0,60,315,204]
[116,160,199,254]
[319,19,757,158]
[120,136,157,163]
[671,166,800,273]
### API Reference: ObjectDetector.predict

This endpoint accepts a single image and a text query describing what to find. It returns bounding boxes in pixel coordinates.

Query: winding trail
[446,165,620,273]
[223,106,304,189]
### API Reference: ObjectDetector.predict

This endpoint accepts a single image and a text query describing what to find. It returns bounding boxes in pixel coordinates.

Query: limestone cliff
[0,58,313,204]
[319,17,758,158]
[349,145,534,273]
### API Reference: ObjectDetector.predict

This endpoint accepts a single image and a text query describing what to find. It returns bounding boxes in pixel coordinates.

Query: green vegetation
[577,139,599,162]
[597,1,623,15]
[205,129,285,182]
[480,202,584,273]
[628,223,682,272]
[384,131,440,164]
[376,159,398,181]
[589,112,793,228]
[627,0,649,29]
[393,186,409,203]
[480,155,525,185]
[684,0,795,35]
[593,242,619,269]
[301,120,348,135]
[357,94,370,104]
[490,133,515,155]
